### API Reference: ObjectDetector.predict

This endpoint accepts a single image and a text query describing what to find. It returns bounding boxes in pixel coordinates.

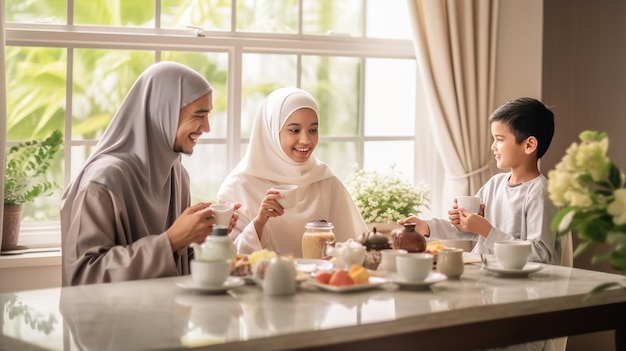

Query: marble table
[1,263,625,351]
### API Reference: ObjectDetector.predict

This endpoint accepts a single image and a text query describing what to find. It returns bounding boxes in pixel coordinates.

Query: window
[4,0,423,247]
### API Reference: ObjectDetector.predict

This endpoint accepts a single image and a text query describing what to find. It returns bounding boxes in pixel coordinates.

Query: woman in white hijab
[61,62,238,286]
[217,87,368,257]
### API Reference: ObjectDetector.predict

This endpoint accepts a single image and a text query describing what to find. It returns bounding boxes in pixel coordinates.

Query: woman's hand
[252,189,285,239]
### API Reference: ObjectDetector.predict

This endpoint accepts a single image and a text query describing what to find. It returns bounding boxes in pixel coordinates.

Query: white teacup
[191,259,232,286]
[273,185,298,209]
[457,196,481,214]
[379,249,408,272]
[494,240,531,270]
[210,203,234,228]
[396,253,433,281]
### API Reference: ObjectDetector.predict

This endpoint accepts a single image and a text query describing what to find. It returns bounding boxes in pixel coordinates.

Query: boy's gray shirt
[427,172,560,265]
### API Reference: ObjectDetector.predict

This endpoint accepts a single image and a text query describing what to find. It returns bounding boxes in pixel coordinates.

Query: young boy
[399,97,561,265]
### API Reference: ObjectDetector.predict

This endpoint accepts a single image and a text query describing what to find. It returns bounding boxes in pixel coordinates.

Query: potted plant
[346,164,430,234]
[2,130,63,251]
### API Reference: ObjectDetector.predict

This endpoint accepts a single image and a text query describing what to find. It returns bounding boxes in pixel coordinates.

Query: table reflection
[60,286,188,350]
[174,292,244,346]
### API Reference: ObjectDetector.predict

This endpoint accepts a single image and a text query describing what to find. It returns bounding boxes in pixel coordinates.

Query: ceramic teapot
[326,239,366,269]
[190,226,237,262]
[360,227,391,251]
[391,223,426,252]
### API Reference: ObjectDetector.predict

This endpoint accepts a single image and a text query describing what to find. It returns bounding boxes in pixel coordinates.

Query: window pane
[162,0,232,31]
[161,51,230,139]
[315,142,359,181]
[241,54,298,138]
[301,56,360,137]
[72,50,154,140]
[21,149,65,223]
[73,0,155,27]
[302,0,362,36]
[6,47,66,140]
[236,0,297,33]
[70,145,95,182]
[182,144,229,204]
[5,46,66,222]
[5,0,67,24]
[364,58,415,137]
[366,0,412,39]
[364,141,415,181]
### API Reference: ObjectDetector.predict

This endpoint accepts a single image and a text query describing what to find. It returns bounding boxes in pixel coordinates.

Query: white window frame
[3,6,425,249]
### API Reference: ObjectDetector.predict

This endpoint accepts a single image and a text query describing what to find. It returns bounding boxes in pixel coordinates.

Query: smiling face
[490,120,529,170]
[279,107,319,163]
[174,92,213,155]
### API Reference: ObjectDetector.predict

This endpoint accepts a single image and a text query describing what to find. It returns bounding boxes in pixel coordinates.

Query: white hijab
[218,88,366,256]
[228,87,335,186]
[61,61,213,239]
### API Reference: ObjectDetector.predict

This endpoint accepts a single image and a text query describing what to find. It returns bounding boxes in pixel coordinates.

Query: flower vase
[2,204,23,251]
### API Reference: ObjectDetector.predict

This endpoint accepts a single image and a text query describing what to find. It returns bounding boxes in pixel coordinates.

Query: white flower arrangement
[346,165,430,224]
[547,130,626,284]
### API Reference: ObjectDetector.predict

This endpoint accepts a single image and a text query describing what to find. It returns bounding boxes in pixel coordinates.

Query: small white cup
[457,196,481,214]
[494,240,531,270]
[210,203,234,228]
[191,259,232,286]
[396,253,433,281]
[273,185,298,209]
[436,247,464,279]
[379,249,408,272]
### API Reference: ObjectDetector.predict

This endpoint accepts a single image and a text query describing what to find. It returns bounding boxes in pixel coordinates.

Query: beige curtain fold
[1,1,7,243]
[407,0,499,214]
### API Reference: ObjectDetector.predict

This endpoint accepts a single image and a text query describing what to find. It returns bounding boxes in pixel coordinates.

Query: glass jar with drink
[301,219,336,259]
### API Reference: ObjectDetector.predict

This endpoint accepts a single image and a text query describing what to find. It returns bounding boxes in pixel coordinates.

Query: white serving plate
[305,276,388,293]
[294,258,334,273]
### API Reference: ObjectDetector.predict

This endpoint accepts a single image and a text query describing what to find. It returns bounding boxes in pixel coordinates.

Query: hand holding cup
[272,185,298,209]
[210,203,234,228]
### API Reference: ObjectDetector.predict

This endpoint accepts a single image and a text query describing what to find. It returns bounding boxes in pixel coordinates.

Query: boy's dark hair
[488,97,554,159]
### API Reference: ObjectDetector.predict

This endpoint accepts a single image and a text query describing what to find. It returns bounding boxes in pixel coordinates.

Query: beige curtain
[407,0,499,214]
[1,1,7,243]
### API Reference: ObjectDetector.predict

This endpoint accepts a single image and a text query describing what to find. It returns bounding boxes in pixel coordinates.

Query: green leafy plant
[4,130,63,206]
[547,131,626,293]
[346,164,430,224]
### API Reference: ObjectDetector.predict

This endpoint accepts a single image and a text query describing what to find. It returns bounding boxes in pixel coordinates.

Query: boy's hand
[455,208,492,237]
[449,198,485,225]
[397,216,430,236]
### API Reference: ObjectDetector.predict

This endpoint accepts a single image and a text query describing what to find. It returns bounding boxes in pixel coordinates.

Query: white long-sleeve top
[427,172,561,265]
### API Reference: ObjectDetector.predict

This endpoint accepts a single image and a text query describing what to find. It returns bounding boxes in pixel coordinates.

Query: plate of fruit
[306,264,388,293]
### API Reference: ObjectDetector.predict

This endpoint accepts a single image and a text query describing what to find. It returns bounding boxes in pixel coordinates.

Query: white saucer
[386,272,447,289]
[176,276,245,293]
[294,259,334,273]
[486,262,545,277]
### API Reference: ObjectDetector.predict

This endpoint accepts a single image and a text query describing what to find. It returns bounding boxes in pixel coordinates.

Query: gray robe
[60,62,212,286]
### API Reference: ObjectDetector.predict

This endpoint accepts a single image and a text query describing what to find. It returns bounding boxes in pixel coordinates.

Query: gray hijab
[61,61,213,237]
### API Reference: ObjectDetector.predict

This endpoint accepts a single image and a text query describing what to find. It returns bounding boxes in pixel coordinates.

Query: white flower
[608,189,626,225]
[346,165,430,223]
